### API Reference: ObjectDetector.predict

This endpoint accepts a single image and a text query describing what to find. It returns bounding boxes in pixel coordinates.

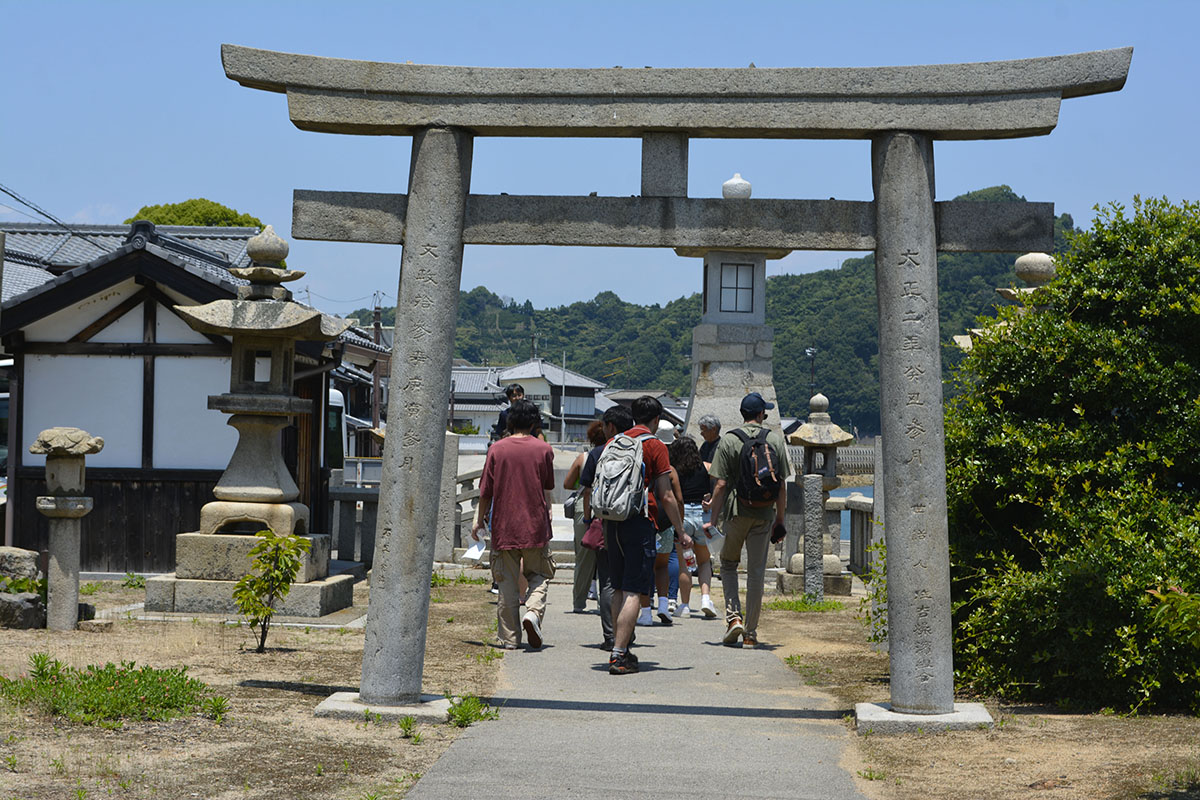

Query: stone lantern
[791,393,855,490]
[996,252,1056,308]
[678,173,786,441]
[175,225,349,537]
[779,393,855,597]
[955,252,1057,349]
[145,226,355,618]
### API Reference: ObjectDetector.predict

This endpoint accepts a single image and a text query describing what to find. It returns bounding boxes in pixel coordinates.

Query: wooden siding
[13,468,221,574]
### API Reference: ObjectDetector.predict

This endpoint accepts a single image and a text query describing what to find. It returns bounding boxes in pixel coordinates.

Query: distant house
[0,221,385,572]
[601,389,688,428]
[448,364,505,436]
[496,358,606,441]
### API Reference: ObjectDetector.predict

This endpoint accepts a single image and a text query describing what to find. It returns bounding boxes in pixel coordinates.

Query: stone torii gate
[222,45,1131,726]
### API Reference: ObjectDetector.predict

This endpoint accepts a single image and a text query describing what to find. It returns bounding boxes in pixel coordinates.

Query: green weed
[767,594,843,613]
[445,693,498,727]
[398,715,416,738]
[78,582,101,596]
[121,573,146,589]
[474,647,504,665]
[0,652,213,726]
[202,695,229,723]
[857,768,886,780]
[431,572,488,587]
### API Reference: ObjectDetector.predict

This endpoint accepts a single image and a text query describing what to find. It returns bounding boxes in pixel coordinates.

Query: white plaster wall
[23,355,143,467]
[89,305,143,343]
[156,303,215,345]
[152,357,237,469]
[24,279,141,343]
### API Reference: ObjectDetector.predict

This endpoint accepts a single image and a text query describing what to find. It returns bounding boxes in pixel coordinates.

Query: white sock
[658,597,669,614]
[702,593,712,605]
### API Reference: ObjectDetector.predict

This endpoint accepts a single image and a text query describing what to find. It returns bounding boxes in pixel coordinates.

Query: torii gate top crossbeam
[222,45,1131,140]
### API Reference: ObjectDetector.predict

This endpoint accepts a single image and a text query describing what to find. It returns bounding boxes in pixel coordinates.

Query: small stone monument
[145,226,354,616]
[777,394,854,597]
[30,426,103,630]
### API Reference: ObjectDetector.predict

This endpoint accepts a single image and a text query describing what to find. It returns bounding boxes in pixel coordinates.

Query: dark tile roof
[1,260,55,304]
[1,221,378,357]
[1,221,256,274]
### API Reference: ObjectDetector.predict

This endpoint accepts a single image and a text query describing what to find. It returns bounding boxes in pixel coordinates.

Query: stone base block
[855,702,993,735]
[313,692,451,723]
[145,574,176,611]
[144,573,353,617]
[788,553,844,575]
[776,571,853,596]
[199,501,309,537]
[79,620,113,633]
[175,532,329,582]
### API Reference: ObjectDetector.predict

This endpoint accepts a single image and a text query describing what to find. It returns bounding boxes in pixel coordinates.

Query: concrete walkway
[408,580,867,800]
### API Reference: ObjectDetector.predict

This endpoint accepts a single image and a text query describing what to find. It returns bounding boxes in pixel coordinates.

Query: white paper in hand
[463,539,487,561]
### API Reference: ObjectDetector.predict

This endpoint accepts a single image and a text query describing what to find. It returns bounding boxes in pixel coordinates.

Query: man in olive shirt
[703,392,790,648]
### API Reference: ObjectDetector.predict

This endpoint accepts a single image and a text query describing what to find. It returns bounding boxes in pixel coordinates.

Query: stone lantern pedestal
[145,227,355,617]
[777,394,854,597]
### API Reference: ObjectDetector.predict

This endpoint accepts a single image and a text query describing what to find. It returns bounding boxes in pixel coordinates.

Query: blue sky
[3,0,1195,317]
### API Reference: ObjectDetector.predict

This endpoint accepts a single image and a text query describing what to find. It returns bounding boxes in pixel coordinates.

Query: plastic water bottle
[682,547,697,575]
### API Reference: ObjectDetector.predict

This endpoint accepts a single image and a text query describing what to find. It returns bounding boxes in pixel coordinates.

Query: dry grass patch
[760,596,1200,800]
[0,573,502,800]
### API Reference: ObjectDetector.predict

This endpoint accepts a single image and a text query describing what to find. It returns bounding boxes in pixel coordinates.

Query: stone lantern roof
[173,225,349,341]
[787,393,855,448]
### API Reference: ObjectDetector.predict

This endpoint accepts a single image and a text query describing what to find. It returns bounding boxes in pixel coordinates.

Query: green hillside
[352,186,1073,436]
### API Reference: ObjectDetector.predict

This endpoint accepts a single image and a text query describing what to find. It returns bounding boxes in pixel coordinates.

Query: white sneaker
[522,611,543,649]
[637,608,654,626]
[701,597,718,618]
[675,604,691,618]
[668,598,677,614]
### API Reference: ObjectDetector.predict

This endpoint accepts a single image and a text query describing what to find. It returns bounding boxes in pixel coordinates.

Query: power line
[0,181,109,251]
[0,202,40,223]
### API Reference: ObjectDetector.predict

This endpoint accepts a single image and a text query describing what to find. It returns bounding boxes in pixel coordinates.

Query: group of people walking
[472,390,790,676]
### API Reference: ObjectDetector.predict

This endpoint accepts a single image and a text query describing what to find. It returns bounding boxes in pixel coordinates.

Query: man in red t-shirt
[472,399,556,650]
[606,396,689,675]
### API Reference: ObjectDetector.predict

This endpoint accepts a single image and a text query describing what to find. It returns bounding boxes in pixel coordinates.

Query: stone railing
[454,468,483,536]
[845,491,877,576]
[786,444,875,477]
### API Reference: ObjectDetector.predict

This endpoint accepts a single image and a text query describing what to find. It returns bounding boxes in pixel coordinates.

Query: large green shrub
[946,197,1200,711]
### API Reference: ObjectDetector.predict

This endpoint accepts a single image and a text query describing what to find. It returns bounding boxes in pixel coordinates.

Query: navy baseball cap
[740,392,775,415]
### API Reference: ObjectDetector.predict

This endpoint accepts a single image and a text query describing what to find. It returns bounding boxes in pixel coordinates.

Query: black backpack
[730,428,783,507]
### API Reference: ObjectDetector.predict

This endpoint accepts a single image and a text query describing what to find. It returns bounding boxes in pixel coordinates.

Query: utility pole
[805,346,818,397]
[561,349,567,442]
[372,302,382,456]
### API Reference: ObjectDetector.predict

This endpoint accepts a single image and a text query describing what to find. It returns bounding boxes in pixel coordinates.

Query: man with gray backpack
[703,392,791,649]
[591,396,690,675]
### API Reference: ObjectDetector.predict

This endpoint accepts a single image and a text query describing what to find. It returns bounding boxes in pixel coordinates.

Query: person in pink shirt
[472,399,556,650]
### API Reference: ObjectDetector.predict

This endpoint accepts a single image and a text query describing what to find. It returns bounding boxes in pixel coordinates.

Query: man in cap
[703,392,790,648]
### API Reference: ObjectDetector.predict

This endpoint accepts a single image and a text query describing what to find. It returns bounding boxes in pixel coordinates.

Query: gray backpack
[590,432,656,521]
